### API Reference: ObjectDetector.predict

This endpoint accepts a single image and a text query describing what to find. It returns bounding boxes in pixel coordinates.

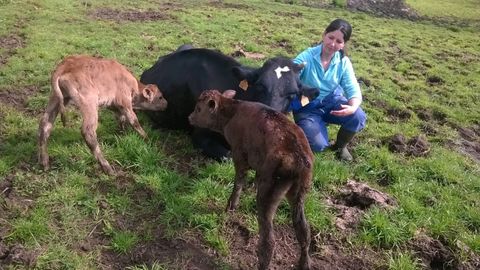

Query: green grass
[388,251,420,270]
[405,0,480,21]
[358,207,413,248]
[109,230,139,254]
[1,0,479,269]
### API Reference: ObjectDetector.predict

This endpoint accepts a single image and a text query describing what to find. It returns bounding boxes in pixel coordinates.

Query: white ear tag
[274,66,290,79]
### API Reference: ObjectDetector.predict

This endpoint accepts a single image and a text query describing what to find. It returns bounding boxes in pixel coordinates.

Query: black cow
[140,45,318,160]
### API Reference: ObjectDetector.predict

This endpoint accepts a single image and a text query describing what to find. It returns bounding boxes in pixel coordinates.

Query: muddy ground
[1,0,479,269]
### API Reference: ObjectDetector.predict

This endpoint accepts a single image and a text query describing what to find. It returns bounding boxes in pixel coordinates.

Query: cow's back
[141,49,243,129]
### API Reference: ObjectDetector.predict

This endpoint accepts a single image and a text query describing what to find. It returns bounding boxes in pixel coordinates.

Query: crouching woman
[291,18,367,161]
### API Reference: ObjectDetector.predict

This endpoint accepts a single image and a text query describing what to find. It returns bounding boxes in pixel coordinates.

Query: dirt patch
[273,11,303,18]
[223,216,303,270]
[0,86,41,115]
[224,216,379,269]
[89,8,175,22]
[347,0,419,20]
[315,233,382,270]
[357,76,372,88]
[284,0,420,20]
[419,122,439,136]
[410,232,458,270]
[0,33,26,67]
[415,108,448,125]
[367,98,388,111]
[101,229,219,270]
[0,34,24,52]
[275,39,295,54]
[426,75,445,86]
[0,243,38,268]
[386,107,412,122]
[0,174,14,199]
[231,45,266,60]
[451,125,480,163]
[387,134,431,157]
[207,1,251,10]
[326,180,397,232]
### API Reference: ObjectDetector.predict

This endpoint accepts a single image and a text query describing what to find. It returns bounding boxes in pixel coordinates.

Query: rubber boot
[332,128,356,161]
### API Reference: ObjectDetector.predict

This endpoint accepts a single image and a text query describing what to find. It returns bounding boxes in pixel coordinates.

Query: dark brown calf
[189,90,313,270]
[38,55,167,175]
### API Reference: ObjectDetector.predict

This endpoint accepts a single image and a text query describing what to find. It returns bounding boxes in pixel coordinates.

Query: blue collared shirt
[294,44,361,101]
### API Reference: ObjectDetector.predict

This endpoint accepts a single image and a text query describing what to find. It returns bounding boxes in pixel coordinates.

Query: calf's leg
[38,96,61,170]
[256,177,292,270]
[287,183,311,270]
[80,103,114,175]
[226,159,249,211]
[120,106,147,139]
[114,109,127,132]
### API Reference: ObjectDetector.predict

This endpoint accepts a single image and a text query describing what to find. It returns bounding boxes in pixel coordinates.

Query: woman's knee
[344,108,367,132]
[296,118,329,152]
[310,137,329,152]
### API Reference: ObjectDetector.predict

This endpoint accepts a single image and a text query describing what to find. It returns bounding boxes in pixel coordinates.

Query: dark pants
[293,87,366,152]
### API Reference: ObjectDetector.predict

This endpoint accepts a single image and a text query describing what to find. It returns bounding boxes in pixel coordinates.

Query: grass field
[1,0,479,269]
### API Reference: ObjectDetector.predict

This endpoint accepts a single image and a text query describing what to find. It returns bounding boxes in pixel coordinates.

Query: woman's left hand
[330,104,357,117]
[330,97,361,117]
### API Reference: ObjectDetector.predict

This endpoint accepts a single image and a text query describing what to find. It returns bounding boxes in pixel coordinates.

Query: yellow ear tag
[239,80,248,91]
[301,95,310,107]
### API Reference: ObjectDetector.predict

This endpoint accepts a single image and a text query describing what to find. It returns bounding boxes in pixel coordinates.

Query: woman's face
[322,30,345,55]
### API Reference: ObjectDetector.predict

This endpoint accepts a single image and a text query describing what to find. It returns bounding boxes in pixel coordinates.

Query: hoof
[39,156,50,171]
[101,164,115,176]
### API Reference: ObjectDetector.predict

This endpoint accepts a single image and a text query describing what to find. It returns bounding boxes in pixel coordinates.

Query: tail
[51,70,67,127]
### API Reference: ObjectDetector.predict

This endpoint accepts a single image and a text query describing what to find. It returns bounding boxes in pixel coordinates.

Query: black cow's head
[232,57,319,112]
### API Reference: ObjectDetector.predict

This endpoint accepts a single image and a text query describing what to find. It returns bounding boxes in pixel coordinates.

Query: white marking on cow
[275,66,290,79]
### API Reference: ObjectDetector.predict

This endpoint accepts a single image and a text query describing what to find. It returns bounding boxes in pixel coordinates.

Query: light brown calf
[189,90,313,270]
[38,55,167,175]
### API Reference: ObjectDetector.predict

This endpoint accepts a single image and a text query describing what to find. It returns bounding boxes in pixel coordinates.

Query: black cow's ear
[232,66,257,82]
[302,86,320,100]
[292,61,306,73]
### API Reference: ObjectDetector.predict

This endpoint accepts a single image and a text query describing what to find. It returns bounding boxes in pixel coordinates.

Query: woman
[291,18,366,161]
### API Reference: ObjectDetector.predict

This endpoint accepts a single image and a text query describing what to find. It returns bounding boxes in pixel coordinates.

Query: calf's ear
[222,90,236,99]
[207,99,218,113]
[142,87,155,102]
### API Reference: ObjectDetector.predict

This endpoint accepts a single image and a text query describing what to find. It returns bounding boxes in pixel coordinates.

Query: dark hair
[323,18,352,57]
[325,18,352,42]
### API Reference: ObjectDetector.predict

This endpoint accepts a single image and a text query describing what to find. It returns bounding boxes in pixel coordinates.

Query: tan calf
[38,55,167,175]
[189,90,313,270]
